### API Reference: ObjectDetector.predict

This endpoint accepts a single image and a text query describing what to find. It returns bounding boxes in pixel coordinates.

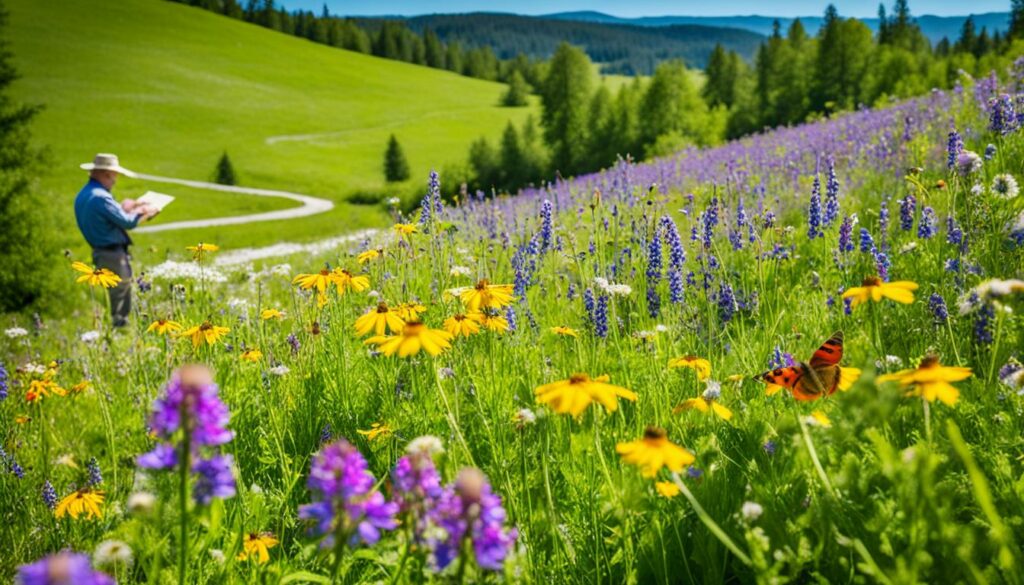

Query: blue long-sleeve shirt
[74,179,141,248]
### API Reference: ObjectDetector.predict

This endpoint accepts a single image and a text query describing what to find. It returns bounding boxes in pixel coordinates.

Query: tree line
[705,0,1024,138]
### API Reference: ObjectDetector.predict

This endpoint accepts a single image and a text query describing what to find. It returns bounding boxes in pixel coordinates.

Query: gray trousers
[93,247,133,327]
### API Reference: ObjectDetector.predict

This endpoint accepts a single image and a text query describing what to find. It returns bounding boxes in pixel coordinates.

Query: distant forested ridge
[545,10,1012,44]
[357,13,764,75]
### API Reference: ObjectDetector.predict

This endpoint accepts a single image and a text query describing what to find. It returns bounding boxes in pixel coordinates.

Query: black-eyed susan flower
[237,532,278,564]
[460,279,515,312]
[841,276,918,308]
[186,242,219,262]
[147,319,183,335]
[355,302,406,337]
[480,311,509,333]
[877,355,972,406]
[551,326,578,337]
[393,223,418,236]
[394,302,427,322]
[179,322,230,348]
[674,380,733,420]
[331,268,370,295]
[534,373,638,417]
[54,488,104,519]
[240,349,263,363]
[27,379,66,402]
[364,321,453,357]
[616,427,695,478]
[655,480,680,498]
[668,355,711,381]
[260,309,285,320]
[70,380,91,394]
[443,313,483,337]
[356,422,394,441]
[357,248,384,264]
[293,269,337,307]
[71,261,121,288]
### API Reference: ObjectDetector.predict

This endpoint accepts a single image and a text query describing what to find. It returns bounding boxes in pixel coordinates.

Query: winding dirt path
[132,172,334,234]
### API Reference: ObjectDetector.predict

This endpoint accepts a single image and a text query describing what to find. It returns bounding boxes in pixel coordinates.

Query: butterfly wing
[793,365,840,401]
[756,365,806,390]
[808,331,843,369]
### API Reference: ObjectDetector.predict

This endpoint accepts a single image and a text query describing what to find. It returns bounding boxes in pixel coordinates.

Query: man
[74,153,159,327]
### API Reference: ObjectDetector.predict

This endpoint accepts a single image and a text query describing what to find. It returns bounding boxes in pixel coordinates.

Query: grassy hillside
[7,0,539,253]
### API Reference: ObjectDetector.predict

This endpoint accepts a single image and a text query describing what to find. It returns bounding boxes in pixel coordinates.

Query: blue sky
[282,1,1009,18]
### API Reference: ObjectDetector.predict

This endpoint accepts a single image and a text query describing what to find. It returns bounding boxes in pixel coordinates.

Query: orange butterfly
[755,331,850,401]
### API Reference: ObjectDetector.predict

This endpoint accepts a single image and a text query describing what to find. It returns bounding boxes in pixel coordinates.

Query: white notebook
[137,191,175,211]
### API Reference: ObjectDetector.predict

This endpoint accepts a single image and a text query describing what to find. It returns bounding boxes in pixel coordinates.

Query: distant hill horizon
[543,10,1011,44]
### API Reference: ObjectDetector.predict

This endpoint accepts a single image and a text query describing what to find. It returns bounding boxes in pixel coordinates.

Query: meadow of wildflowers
[3,67,1024,583]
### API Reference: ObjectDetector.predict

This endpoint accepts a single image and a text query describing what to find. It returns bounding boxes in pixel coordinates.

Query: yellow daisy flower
[292,269,337,294]
[357,422,394,441]
[357,248,384,264]
[364,321,453,357]
[55,488,105,520]
[480,312,509,333]
[393,223,418,236]
[877,355,972,406]
[667,356,712,381]
[147,319,183,335]
[551,326,578,337]
[841,276,918,308]
[331,269,370,295]
[394,302,427,322]
[240,349,263,363]
[460,279,515,312]
[260,309,285,320]
[616,427,696,478]
[179,322,230,348]
[355,303,407,337]
[443,313,483,337]
[26,379,67,402]
[674,395,733,421]
[237,532,279,564]
[534,373,638,417]
[655,480,680,498]
[186,242,219,262]
[70,380,91,394]
[71,261,121,288]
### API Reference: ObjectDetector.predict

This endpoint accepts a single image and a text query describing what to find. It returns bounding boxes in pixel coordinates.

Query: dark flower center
[644,427,667,441]
[862,276,882,287]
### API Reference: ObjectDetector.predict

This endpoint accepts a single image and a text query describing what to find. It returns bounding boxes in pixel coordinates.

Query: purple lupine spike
[947,130,963,170]
[928,293,949,324]
[807,174,823,240]
[899,194,915,232]
[427,468,517,572]
[917,207,937,239]
[838,216,854,253]
[859,228,875,253]
[824,158,840,227]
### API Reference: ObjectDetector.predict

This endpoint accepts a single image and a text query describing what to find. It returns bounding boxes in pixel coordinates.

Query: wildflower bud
[178,364,213,389]
[455,467,487,505]
[127,491,156,516]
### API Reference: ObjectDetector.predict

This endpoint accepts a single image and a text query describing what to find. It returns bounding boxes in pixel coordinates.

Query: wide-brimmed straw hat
[80,153,136,177]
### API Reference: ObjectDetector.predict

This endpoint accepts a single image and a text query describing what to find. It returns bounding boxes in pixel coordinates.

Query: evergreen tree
[813,6,873,112]
[585,85,615,169]
[446,41,464,74]
[0,1,52,311]
[423,29,445,69]
[702,44,740,108]
[501,70,530,107]
[499,122,524,189]
[540,43,593,176]
[877,4,890,44]
[214,151,236,185]
[956,17,977,54]
[383,135,410,182]
[468,136,499,190]
[1012,0,1024,40]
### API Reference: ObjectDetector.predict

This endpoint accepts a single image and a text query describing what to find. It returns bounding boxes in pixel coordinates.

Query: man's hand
[137,204,160,221]
[121,198,138,212]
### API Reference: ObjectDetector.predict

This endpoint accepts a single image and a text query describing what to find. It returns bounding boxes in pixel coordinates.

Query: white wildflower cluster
[406,435,445,457]
[450,265,472,278]
[80,330,101,344]
[702,380,722,401]
[593,277,632,297]
[147,260,228,283]
[5,327,28,338]
[269,364,290,376]
[959,278,1024,316]
[741,501,764,522]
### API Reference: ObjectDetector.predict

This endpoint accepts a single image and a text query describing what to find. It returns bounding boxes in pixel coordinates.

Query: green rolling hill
[7,0,539,253]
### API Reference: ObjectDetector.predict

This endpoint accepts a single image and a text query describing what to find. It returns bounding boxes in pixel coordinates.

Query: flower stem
[798,415,838,500]
[178,426,191,585]
[670,473,751,567]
